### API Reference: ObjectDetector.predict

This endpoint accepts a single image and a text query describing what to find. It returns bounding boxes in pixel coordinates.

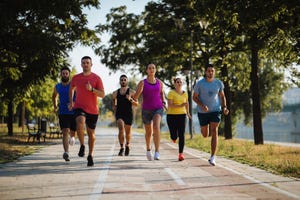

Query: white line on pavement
[165,143,300,199]
[165,168,186,186]
[89,138,116,200]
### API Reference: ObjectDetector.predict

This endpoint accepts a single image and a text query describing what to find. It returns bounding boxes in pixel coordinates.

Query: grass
[1,125,299,179]
[0,125,61,164]
[162,133,300,179]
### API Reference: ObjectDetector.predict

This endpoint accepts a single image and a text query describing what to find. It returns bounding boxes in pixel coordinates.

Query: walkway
[0,127,299,200]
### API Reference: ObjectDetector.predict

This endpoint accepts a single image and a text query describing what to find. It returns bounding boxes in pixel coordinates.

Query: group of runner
[52,56,229,167]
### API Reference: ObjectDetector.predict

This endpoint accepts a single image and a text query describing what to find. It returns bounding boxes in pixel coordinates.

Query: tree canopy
[96,0,300,144]
[0,0,100,135]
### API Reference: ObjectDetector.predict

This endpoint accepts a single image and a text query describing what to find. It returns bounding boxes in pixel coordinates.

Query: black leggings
[166,114,186,153]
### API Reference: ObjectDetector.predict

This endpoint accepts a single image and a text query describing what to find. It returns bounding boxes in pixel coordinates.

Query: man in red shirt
[69,56,105,166]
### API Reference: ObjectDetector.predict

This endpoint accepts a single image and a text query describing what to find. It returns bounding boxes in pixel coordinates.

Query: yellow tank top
[167,90,188,114]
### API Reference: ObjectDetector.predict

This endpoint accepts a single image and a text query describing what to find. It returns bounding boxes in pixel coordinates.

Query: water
[161,110,300,144]
[236,111,300,143]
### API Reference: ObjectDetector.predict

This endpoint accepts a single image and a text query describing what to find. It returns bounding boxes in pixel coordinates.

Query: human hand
[68,102,73,111]
[201,105,209,112]
[223,107,229,115]
[187,113,192,119]
[86,81,92,91]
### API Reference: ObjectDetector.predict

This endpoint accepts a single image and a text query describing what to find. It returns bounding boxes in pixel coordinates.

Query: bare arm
[52,87,58,113]
[192,91,208,112]
[68,85,75,111]
[159,79,167,110]
[219,91,229,115]
[91,88,105,98]
[185,96,192,119]
[86,81,105,98]
[133,80,144,101]
[128,89,138,106]
[112,90,117,111]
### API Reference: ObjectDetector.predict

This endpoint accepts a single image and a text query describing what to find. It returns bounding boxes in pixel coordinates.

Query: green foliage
[96,0,300,142]
[0,1,100,134]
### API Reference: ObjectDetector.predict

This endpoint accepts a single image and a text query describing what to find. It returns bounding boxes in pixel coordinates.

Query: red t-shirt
[71,72,104,114]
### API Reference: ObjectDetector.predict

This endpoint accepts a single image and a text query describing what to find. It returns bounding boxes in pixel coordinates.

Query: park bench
[48,122,61,138]
[27,123,46,143]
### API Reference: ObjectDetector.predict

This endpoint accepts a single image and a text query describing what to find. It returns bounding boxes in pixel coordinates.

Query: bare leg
[152,114,161,152]
[62,128,70,152]
[210,122,219,156]
[87,127,96,156]
[76,116,85,146]
[200,125,209,138]
[124,124,132,146]
[117,119,125,147]
[144,123,153,151]
[70,130,76,138]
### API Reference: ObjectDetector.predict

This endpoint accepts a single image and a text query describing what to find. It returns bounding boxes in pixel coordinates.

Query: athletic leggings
[166,114,186,153]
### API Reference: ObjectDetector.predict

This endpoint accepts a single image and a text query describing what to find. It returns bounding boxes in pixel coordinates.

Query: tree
[0,0,100,135]
[231,0,300,144]
[96,0,300,144]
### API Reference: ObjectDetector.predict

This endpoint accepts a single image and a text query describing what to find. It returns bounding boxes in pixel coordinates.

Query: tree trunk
[7,100,13,136]
[18,101,25,133]
[250,44,264,145]
[221,64,232,139]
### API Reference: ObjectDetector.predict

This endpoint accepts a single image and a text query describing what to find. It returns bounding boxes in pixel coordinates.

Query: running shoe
[69,136,75,146]
[172,139,176,143]
[146,150,153,161]
[63,152,70,162]
[178,153,184,161]
[125,146,130,156]
[78,145,85,157]
[87,155,94,167]
[118,148,124,156]
[208,156,216,166]
[154,152,160,160]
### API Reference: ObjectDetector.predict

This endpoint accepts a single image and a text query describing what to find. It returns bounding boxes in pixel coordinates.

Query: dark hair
[119,74,127,79]
[173,77,181,83]
[205,64,214,71]
[146,63,155,70]
[81,56,92,61]
[61,67,70,73]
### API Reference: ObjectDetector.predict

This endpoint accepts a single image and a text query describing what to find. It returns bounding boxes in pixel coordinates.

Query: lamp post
[188,30,193,139]
[174,18,209,139]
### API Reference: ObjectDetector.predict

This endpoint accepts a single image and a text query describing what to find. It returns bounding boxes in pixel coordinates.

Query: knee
[201,127,209,137]
[201,132,209,138]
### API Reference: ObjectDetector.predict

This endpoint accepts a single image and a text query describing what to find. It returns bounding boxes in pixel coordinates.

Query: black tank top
[116,88,132,116]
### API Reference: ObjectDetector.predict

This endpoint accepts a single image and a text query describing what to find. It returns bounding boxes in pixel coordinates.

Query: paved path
[0,127,299,200]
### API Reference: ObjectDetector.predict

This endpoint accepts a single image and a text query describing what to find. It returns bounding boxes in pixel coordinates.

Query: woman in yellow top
[166,77,192,161]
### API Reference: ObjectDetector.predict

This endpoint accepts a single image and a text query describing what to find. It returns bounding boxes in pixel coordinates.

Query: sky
[68,0,152,94]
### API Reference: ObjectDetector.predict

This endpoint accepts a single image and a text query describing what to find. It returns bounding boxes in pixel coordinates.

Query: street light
[183,67,201,140]
[174,18,209,139]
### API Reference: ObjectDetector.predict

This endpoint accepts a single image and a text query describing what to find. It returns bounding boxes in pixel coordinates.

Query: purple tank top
[142,78,163,110]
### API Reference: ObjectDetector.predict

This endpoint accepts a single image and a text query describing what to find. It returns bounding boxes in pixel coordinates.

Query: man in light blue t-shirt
[193,64,229,166]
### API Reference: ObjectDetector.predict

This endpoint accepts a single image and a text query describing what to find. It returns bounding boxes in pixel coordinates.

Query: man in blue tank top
[112,75,138,156]
[193,64,229,166]
[52,67,76,162]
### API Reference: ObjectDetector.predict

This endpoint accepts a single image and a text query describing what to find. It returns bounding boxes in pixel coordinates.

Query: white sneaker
[146,151,153,161]
[208,156,216,166]
[69,137,75,146]
[154,152,160,160]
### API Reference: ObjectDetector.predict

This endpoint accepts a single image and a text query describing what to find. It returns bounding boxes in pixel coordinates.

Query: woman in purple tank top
[133,63,166,161]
